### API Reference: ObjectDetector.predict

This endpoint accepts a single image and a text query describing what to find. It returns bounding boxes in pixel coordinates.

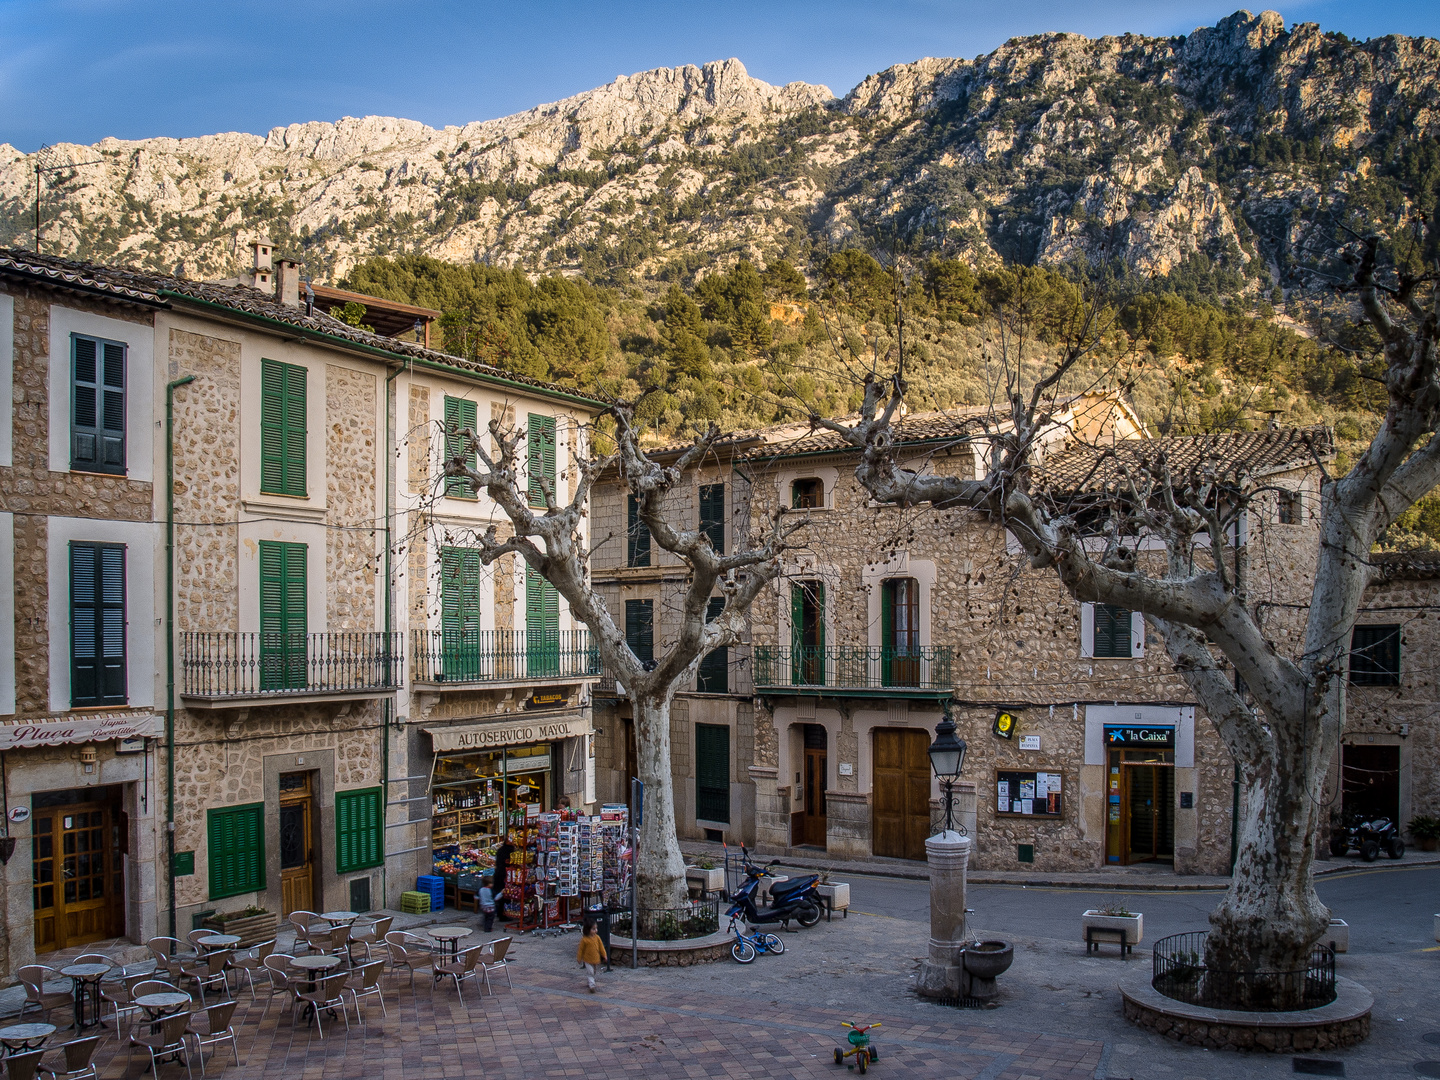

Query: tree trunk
[1205,726,1331,1009]
[632,692,688,910]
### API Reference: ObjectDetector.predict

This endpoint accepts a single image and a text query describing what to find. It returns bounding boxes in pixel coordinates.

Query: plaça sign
[0,712,161,751]
[1104,725,1175,749]
[425,715,588,752]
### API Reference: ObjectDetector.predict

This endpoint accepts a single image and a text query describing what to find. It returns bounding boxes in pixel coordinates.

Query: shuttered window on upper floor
[444,396,478,498]
[260,358,307,497]
[699,483,725,554]
[627,495,651,567]
[527,413,556,507]
[697,596,728,693]
[70,542,127,708]
[71,334,126,474]
[625,599,654,667]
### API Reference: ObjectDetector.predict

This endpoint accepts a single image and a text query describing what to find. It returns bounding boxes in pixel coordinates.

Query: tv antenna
[33,145,103,255]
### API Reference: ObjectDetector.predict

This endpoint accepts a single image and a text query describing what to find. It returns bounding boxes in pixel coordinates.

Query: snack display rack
[503,805,543,932]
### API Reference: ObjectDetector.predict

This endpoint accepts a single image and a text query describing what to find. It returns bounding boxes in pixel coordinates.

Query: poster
[995,769,1063,818]
[1021,799,1034,814]
[1020,779,1036,800]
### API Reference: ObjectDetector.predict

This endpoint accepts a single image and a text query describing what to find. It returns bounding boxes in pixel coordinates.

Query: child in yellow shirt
[576,919,607,992]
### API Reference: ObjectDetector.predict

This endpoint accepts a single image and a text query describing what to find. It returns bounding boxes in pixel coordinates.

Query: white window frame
[1079,602,1146,659]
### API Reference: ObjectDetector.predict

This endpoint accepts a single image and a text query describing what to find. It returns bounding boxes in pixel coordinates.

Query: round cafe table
[196,934,240,951]
[319,910,359,926]
[428,926,473,959]
[59,964,110,1031]
[0,1023,55,1053]
[290,955,342,1022]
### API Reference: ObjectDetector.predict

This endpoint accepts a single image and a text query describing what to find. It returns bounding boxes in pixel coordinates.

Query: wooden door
[32,802,123,952]
[802,747,827,846]
[873,729,932,860]
[279,773,315,917]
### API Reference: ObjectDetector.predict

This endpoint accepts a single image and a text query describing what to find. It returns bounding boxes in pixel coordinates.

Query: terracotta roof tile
[0,247,605,407]
[1035,425,1334,492]
[1372,549,1440,581]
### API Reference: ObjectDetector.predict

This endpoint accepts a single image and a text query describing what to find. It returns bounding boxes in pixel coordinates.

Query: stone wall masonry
[408,384,429,494]
[325,364,378,629]
[12,512,48,714]
[170,329,241,634]
[1,288,153,525]
[170,700,384,911]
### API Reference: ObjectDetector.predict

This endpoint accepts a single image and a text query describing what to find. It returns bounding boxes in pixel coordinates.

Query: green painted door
[259,541,307,690]
[440,546,481,680]
[525,568,559,676]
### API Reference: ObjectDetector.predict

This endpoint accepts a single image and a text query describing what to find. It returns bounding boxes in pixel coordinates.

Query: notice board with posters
[995,769,1064,817]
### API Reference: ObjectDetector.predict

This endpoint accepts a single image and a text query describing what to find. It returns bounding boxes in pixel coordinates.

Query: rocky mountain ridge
[2,10,1437,292]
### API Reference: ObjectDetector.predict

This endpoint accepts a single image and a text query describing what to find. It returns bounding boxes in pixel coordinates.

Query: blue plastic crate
[416,874,446,906]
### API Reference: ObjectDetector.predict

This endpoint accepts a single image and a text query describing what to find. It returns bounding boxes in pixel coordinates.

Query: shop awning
[0,711,162,751]
[423,713,591,753]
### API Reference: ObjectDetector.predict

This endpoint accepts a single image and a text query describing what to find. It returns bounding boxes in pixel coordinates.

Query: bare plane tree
[445,402,803,908]
[810,238,1438,1007]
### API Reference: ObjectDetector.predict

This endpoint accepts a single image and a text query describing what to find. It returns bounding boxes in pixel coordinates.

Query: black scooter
[727,851,823,929]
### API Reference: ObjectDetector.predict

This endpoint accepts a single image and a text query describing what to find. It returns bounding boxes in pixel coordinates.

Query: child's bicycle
[833,1021,880,1072]
[727,917,785,963]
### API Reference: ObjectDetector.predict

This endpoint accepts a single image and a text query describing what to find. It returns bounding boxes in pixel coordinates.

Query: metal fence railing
[1151,930,1336,1011]
[752,645,953,691]
[181,632,402,699]
[411,629,600,683]
[609,896,720,942]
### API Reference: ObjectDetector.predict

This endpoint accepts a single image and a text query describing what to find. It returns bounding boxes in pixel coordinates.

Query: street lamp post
[917,699,972,1000]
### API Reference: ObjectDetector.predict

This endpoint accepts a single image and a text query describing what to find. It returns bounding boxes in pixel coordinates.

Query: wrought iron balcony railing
[751,644,953,694]
[411,629,601,684]
[181,632,402,700]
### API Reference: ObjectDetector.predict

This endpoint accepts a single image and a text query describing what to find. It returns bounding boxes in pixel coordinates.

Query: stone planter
[684,866,725,895]
[816,882,849,917]
[1082,910,1143,955]
[202,910,277,948]
[1319,919,1348,953]
[759,875,788,903]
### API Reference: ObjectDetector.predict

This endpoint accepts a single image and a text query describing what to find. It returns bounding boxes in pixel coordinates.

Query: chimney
[250,237,274,293]
[276,259,301,307]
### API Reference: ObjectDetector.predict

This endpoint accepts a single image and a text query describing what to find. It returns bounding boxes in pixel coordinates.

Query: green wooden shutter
[444,396,478,498]
[697,596,728,693]
[527,413,556,507]
[70,543,127,707]
[335,788,383,873]
[699,483,725,554]
[207,803,265,899]
[525,568,560,676]
[71,335,126,474]
[695,723,730,823]
[625,599,654,666]
[441,546,481,679]
[627,495,651,566]
[261,359,307,496]
[259,541,307,690]
[1093,604,1132,658]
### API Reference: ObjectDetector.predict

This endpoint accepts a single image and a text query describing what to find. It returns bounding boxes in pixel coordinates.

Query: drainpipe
[166,374,195,938]
[382,363,405,907]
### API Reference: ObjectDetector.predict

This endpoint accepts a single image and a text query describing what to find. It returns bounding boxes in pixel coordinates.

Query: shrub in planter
[202,905,277,948]
[1409,815,1440,851]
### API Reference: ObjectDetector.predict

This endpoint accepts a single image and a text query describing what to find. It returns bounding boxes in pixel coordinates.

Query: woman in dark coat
[491,835,514,920]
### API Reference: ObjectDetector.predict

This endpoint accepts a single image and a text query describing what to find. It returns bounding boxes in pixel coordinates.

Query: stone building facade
[0,253,164,976]
[591,404,1337,874]
[0,247,604,978]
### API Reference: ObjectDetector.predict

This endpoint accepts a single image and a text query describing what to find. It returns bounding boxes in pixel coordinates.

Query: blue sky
[1,0,1436,151]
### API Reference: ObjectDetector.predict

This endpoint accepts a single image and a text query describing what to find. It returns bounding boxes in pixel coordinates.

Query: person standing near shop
[479,873,496,933]
[492,835,515,921]
[577,919,606,992]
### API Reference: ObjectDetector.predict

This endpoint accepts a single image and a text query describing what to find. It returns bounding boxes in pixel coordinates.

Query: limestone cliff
[2,11,1437,291]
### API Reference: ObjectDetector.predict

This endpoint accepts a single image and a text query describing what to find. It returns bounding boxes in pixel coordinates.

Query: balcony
[751,645,954,698]
[411,629,601,687]
[180,632,402,706]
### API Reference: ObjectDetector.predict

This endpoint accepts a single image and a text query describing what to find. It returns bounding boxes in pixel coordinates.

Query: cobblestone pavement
[25,862,1440,1079]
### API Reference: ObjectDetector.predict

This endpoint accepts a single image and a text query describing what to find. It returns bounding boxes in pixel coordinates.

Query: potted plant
[1409,814,1440,852]
[1081,899,1142,955]
[815,869,850,919]
[684,855,725,895]
[201,905,277,948]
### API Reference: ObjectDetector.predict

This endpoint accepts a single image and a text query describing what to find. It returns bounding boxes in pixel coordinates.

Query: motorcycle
[726,847,823,929]
[1329,812,1404,861]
